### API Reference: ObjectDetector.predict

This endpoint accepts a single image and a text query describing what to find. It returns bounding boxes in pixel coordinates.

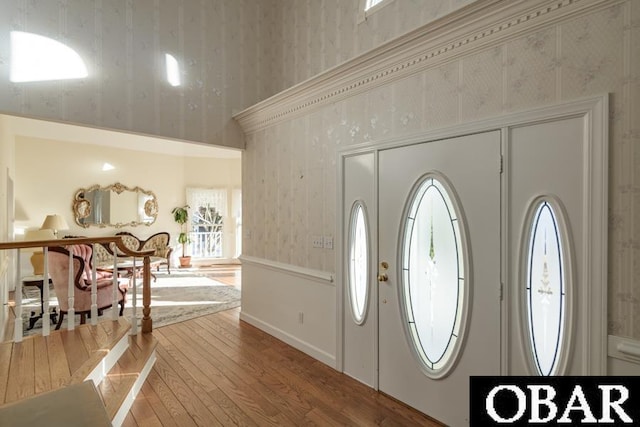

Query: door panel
[343,152,377,386]
[506,116,586,375]
[378,131,501,426]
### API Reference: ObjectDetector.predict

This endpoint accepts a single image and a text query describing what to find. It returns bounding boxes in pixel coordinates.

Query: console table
[22,275,58,330]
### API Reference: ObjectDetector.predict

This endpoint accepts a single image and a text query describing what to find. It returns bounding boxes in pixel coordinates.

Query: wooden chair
[47,245,127,330]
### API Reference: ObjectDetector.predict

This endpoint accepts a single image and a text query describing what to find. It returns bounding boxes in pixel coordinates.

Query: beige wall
[241,1,640,340]
[0,0,278,149]
[14,136,241,247]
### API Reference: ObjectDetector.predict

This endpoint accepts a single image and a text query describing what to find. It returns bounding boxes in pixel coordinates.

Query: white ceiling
[3,114,242,159]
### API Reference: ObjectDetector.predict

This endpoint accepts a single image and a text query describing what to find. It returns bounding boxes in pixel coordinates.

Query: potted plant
[171,205,192,268]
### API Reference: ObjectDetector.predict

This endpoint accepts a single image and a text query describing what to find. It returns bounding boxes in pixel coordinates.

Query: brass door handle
[378,261,389,282]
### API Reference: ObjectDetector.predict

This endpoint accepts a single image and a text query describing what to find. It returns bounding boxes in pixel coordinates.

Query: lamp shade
[24,228,56,276]
[25,228,56,241]
[41,214,69,236]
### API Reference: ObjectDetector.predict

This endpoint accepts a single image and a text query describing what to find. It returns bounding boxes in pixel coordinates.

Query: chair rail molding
[233,0,618,134]
[239,255,334,286]
[609,335,640,365]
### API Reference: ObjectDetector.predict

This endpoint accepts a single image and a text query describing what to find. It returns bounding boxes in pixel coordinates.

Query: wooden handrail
[0,237,154,258]
[0,236,154,335]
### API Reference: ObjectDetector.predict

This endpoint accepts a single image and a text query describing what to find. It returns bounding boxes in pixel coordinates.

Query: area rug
[19,272,241,337]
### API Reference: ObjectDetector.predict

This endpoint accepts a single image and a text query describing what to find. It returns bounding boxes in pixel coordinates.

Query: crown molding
[233,0,617,134]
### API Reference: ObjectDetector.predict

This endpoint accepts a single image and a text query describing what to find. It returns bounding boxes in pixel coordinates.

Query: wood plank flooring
[121,264,441,427]
[0,318,131,405]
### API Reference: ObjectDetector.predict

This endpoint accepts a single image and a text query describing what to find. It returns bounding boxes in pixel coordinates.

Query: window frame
[520,195,574,377]
[398,172,471,379]
[347,200,371,325]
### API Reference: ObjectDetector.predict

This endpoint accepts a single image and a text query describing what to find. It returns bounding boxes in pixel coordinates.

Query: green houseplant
[171,205,191,268]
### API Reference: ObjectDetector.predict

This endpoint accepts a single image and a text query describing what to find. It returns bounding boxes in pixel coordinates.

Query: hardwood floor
[122,266,441,426]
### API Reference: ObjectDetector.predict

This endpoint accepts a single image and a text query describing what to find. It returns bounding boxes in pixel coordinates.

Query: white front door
[378,131,501,426]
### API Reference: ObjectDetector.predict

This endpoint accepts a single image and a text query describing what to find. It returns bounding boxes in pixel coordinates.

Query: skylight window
[10,31,88,83]
[365,0,385,10]
[165,53,181,87]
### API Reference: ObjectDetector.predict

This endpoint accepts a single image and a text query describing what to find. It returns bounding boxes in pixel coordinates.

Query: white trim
[342,95,607,156]
[234,0,616,134]
[85,331,130,386]
[238,255,334,285]
[240,311,336,368]
[608,335,640,364]
[111,350,157,427]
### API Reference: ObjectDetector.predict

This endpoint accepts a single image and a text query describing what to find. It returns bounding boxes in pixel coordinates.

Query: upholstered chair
[47,245,127,330]
[139,232,173,273]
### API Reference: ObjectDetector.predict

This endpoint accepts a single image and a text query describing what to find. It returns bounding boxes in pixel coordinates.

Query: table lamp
[41,214,69,238]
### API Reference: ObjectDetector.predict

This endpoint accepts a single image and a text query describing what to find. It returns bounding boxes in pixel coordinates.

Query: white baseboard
[240,311,336,369]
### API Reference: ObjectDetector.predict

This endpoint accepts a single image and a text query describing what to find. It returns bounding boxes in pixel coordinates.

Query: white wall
[238,0,640,364]
[240,258,336,366]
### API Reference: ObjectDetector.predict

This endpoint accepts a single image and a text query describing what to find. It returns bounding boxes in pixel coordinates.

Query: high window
[365,0,385,10]
[10,31,87,83]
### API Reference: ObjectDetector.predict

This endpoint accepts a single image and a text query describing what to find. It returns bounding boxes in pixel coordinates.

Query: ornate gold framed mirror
[73,182,158,228]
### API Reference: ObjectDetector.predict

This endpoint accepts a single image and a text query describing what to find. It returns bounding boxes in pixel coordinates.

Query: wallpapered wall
[0,0,278,149]
[269,0,475,92]
[242,1,640,340]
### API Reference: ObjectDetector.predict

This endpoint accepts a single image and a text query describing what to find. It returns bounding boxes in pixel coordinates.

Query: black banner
[470,376,640,426]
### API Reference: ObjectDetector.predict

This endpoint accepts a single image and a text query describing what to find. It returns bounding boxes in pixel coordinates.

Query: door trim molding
[337,94,608,377]
[500,95,608,375]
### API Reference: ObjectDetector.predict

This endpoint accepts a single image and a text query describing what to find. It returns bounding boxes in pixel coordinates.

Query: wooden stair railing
[0,237,154,342]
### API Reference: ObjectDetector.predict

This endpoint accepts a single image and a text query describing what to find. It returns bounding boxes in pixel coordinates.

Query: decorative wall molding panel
[234,0,616,134]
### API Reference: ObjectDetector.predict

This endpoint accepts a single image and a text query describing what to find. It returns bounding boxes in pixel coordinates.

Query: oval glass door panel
[401,176,466,375]
[526,200,567,376]
[349,201,369,324]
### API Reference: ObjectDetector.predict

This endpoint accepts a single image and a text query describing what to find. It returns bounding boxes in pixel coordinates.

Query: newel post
[141,255,152,333]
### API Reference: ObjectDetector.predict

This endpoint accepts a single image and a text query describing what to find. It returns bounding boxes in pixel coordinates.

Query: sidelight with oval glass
[525,200,568,376]
[73,182,158,228]
[348,201,370,324]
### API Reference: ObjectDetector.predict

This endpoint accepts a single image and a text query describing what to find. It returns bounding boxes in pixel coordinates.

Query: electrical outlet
[298,312,304,324]
[323,236,333,250]
[312,235,323,248]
